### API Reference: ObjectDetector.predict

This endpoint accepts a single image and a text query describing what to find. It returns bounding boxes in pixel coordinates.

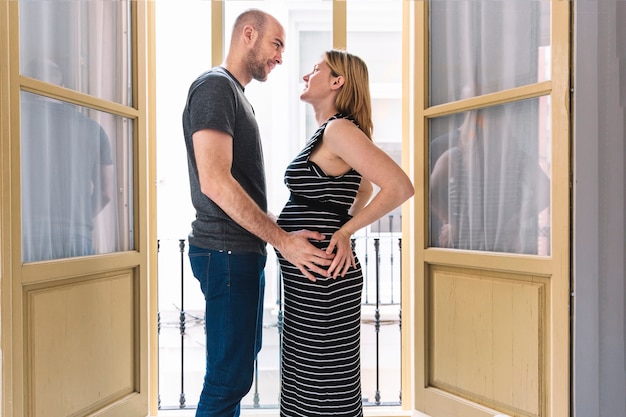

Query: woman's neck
[313,105,339,126]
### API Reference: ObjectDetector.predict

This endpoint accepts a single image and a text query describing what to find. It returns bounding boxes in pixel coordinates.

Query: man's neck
[220,59,251,87]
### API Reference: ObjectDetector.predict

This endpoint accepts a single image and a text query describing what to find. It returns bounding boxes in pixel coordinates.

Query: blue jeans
[188,245,266,417]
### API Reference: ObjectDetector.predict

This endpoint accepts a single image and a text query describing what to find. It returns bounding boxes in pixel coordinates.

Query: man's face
[247,19,285,82]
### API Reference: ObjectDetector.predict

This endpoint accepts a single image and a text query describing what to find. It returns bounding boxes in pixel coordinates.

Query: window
[428,0,551,255]
[19,0,134,262]
[155,0,406,410]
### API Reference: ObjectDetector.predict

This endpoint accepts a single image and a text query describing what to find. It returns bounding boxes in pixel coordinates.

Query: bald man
[182,9,333,416]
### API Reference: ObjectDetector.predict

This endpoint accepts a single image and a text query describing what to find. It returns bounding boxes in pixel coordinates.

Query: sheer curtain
[19,0,133,262]
[428,0,551,255]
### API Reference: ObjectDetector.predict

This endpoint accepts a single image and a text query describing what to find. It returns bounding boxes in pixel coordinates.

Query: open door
[411,1,571,417]
[1,1,155,416]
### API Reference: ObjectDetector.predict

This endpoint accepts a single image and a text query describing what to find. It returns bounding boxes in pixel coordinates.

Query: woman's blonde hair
[324,49,373,140]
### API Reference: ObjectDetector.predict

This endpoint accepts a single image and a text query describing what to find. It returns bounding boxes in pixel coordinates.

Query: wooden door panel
[427,266,547,417]
[25,270,137,417]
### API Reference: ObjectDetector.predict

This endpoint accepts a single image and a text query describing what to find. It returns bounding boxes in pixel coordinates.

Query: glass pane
[21,91,134,262]
[19,0,132,106]
[429,97,551,255]
[348,0,403,233]
[429,0,551,106]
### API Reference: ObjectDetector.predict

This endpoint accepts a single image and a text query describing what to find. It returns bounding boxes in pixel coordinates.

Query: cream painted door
[410,1,571,417]
[1,1,155,416]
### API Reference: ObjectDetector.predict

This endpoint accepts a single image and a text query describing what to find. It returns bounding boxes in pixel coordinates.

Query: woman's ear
[330,75,345,90]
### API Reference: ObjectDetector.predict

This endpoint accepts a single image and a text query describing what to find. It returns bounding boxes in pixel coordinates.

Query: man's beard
[247,45,269,82]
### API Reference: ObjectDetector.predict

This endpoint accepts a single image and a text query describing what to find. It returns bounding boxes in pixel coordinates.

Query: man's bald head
[231,9,273,40]
[223,9,285,85]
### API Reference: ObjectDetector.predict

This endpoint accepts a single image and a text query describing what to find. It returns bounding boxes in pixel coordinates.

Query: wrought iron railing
[157,215,403,410]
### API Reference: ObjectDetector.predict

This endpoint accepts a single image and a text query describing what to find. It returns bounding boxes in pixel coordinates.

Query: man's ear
[331,75,345,90]
[242,24,257,44]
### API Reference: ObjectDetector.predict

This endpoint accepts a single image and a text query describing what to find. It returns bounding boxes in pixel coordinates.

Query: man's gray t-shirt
[182,67,267,255]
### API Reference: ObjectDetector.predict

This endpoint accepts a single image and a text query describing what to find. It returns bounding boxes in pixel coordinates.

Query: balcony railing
[157,215,403,411]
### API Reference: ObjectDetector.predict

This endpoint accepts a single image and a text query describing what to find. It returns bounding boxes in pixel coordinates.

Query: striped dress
[276,114,364,417]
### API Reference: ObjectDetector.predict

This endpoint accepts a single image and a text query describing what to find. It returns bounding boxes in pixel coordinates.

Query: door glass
[429,97,551,255]
[20,91,134,262]
[19,0,132,106]
[429,0,551,106]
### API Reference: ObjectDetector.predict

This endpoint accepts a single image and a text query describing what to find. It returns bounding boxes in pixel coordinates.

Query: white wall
[573,1,626,416]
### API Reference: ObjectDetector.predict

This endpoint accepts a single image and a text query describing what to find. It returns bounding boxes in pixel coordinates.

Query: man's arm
[92,163,114,216]
[192,128,333,280]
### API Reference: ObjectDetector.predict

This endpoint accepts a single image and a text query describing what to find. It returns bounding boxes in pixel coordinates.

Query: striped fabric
[276,114,364,417]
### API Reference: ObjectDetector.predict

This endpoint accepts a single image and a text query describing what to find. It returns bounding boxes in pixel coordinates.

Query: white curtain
[19,0,132,262]
[428,0,551,255]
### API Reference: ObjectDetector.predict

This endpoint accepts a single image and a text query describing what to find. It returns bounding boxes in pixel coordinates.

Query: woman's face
[300,59,334,103]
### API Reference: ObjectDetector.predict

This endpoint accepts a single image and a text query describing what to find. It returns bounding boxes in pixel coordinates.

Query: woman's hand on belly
[325,229,356,279]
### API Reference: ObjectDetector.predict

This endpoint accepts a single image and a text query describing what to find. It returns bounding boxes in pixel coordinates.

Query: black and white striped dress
[276,114,364,417]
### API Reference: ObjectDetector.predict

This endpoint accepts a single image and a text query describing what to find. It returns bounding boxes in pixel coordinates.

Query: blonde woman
[275,50,414,417]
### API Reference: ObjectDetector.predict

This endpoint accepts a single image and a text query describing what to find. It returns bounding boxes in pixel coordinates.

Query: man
[182,9,333,417]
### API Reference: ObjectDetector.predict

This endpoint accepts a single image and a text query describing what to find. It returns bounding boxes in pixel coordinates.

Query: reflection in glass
[429,98,551,255]
[429,0,550,106]
[19,0,132,105]
[21,91,134,262]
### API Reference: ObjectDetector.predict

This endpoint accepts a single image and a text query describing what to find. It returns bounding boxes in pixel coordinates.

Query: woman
[275,50,414,417]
